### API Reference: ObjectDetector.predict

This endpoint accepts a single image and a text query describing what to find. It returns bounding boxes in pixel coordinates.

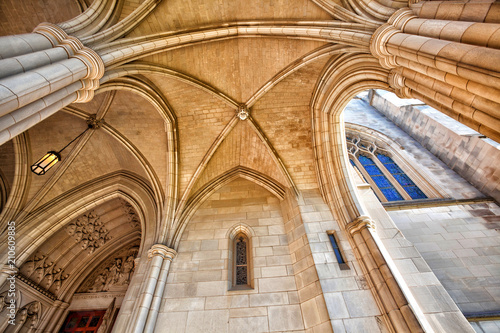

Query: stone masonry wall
[369,90,500,203]
[389,203,500,316]
[155,178,306,332]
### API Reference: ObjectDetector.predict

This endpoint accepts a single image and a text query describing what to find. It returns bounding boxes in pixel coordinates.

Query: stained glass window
[358,155,404,201]
[235,236,248,285]
[328,233,345,264]
[346,130,435,203]
[376,153,427,200]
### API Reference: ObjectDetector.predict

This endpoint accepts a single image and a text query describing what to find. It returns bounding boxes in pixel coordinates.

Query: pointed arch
[344,122,446,201]
[311,52,390,224]
[0,171,157,273]
[170,166,285,248]
[0,133,31,229]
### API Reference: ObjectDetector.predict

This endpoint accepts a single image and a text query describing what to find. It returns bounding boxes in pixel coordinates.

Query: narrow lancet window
[327,231,349,270]
[235,236,248,285]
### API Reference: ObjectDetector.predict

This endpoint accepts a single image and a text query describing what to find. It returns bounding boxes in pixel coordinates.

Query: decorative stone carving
[66,210,111,254]
[120,200,141,230]
[15,301,41,331]
[237,104,249,120]
[32,22,105,103]
[346,134,378,156]
[20,253,69,294]
[79,245,139,293]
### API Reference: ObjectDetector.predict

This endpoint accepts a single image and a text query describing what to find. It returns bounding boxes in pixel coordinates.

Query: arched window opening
[235,235,249,286]
[227,225,254,290]
[376,153,427,200]
[347,131,433,203]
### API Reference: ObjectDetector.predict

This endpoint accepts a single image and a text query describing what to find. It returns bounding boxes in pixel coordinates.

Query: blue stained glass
[405,186,427,199]
[381,188,404,201]
[358,155,373,166]
[364,165,383,176]
[384,163,403,174]
[376,154,392,164]
[393,173,413,186]
[376,153,427,200]
[328,234,345,264]
[371,175,392,188]
[350,159,356,166]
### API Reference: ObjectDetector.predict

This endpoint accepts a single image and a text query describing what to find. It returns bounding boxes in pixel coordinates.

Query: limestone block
[343,317,384,333]
[228,316,269,333]
[343,290,381,318]
[195,281,227,296]
[249,292,288,307]
[205,296,231,310]
[268,304,305,331]
[185,309,230,333]
[155,311,188,333]
[259,276,297,293]
[323,292,349,320]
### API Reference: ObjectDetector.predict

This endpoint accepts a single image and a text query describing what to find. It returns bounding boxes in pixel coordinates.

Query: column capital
[370,9,416,69]
[33,22,70,47]
[370,24,399,69]
[1,263,18,275]
[388,70,413,99]
[33,22,105,104]
[346,215,375,235]
[148,244,177,261]
[387,8,417,30]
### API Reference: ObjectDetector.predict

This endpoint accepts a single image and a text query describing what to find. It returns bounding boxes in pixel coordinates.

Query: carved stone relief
[78,245,139,293]
[19,254,69,294]
[11,301,41,331]
[66,210,111,254]
[120,200,141,230]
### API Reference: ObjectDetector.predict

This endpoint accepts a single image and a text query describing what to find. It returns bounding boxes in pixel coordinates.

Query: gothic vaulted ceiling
[0,0,344,242]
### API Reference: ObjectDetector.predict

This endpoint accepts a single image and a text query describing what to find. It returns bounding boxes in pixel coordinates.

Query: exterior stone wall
[344,93,486,201]
[369,90,500,203]
[344,91,500,331]
[389,203,500,316]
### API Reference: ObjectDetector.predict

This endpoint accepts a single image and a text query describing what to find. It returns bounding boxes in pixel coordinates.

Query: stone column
[346,216,423,332]
[0,22,104,145]
[370,2,500,141]
[42,300,70,332]
[129,244,176,333]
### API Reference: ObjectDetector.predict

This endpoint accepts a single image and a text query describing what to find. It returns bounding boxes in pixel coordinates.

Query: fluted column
[370,3,500,141]
[0,22,104,145]
[347,216,423,332]
[130,244,176,333]
[42,300,70,332]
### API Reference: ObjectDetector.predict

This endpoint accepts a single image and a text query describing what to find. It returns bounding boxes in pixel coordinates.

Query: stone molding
[370,9,416,69]
[346,215,375,235]
[388,70,412,98]
[148,244,177,261]
[33,22,105,103]
[387,8,416,30]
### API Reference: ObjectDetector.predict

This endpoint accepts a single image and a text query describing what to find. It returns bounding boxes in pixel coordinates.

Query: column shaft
[371,5,500,141]
[144,259,173,332]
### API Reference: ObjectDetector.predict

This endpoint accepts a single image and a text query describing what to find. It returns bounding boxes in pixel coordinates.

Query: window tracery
[227,226,253,290]
[235,236,248,285]
[346,133,428,202]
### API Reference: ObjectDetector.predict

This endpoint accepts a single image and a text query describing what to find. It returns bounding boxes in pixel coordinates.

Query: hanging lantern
[30,151,61,175]
[30,121,98,176]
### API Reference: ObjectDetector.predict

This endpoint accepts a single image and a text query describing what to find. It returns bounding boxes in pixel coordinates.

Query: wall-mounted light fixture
[31,120,98,176]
